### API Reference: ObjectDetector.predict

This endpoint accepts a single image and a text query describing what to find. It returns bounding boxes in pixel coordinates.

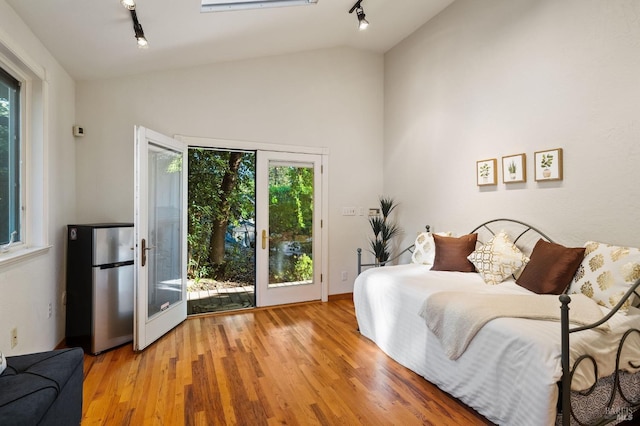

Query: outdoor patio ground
[187,285,255,314]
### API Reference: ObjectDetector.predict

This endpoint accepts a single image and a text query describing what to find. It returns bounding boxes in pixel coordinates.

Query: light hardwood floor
[81,299,492,425]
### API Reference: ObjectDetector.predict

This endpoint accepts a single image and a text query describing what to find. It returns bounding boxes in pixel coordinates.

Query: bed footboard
[560,278,640,425]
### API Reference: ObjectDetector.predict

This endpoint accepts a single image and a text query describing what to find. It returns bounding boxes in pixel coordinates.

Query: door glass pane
[147,143,183,319]
[187,148,256,314]
[268,161,314,288]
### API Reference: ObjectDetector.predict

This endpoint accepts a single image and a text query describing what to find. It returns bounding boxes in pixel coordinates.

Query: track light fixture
[120,0,136,10]
[131,9,149,48]
[349,0,369,31]
[121,0,149,48]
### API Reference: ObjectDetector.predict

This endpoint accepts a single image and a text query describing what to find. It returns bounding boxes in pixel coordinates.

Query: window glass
[0,67,20,246]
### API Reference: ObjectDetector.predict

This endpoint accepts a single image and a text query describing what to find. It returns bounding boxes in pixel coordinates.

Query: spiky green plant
[379,196,397,218]
[381,222,400,242]
[369,196,400,264]
[368,216,385,238]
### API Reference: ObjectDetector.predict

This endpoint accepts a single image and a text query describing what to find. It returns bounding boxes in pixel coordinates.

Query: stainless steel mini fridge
[65,223,134,354]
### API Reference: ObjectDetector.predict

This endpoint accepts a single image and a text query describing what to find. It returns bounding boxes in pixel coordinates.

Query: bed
[354,219,640,426]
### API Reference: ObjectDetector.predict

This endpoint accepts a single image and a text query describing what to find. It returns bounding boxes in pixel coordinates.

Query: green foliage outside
[187,150,315,286]
[293,253,313,281]
[268,166,314,283]
[0,94,8,242]
[0,82,18,245]
[188,148,255,283]
[268,165,313,238]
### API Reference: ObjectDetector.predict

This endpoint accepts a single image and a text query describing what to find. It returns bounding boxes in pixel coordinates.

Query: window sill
[0,245,52,268]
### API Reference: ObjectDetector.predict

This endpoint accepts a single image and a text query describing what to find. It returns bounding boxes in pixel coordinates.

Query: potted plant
[368,196,400,265]
[540,154,553,178]
[508,161,517,180]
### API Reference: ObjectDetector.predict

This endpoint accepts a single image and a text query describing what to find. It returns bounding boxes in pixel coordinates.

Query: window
[0,35,48,265]
[0,67,20,247]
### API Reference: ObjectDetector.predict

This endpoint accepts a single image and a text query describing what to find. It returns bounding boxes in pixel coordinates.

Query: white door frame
[176,135,329,303]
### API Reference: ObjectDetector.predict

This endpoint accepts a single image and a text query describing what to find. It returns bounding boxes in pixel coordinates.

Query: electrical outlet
[341,271,348,281]
[11,327,17,349]
[48,302,52,318]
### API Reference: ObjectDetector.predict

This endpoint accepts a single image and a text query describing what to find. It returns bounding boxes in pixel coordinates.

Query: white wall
[0,0,76,355]
[384,0,640,253]
[75,47,384,295]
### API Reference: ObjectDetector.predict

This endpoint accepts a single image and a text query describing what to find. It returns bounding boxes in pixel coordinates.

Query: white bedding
[421,292,609,360]
[353,264,640,426]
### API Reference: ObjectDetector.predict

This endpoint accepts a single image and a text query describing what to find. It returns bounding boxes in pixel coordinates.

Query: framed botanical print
[502,153,526,183]
[476,159,497,186]
[534,148,563,181]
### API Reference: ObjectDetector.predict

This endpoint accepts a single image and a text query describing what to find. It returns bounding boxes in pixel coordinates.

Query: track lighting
[121,1,149,48]
[120,0,136,10]
[349,0,369,31]
[131,9,149,48]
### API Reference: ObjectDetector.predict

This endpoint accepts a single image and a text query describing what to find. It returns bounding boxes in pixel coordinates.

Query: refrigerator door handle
[141,238,155,267]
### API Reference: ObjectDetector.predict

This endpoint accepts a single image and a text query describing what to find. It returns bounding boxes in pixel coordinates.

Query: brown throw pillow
[432,233,478,272]
[516,239,586,295]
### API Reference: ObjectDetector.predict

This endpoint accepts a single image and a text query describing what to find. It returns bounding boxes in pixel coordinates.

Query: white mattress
[353,264,640,426]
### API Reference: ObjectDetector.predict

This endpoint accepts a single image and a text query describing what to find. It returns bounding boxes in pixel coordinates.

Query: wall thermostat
[73,125,84,137]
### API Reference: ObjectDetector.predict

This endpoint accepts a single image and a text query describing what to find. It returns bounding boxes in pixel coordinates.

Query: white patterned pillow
[0,351,6,375]
[569,241,640,312]
[411,231,452,265]
[467,231,529,285]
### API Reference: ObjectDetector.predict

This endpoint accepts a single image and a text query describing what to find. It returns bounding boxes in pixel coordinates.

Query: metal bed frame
[357,225,430,275]
[560,281,640,425]
[356,218,640,425]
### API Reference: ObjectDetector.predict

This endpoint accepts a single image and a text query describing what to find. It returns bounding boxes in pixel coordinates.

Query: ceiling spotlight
[349,0,369,31]
[130,8,149,48]
[120,0,136,10]
[136,33,149,48]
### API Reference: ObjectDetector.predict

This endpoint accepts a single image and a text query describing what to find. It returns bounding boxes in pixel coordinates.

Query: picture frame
[502,153,526,184]
[534,148,563,181]
[476,158,497,186]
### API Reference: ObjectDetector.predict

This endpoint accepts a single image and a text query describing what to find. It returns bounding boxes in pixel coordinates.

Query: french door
[134,126,187,351]
[255,151,323,307]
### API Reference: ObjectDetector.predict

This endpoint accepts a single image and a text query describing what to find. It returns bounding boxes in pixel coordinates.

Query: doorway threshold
[187,284,255,315]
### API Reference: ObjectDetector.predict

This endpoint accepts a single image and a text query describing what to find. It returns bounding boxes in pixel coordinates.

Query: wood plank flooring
[81,299,492,425]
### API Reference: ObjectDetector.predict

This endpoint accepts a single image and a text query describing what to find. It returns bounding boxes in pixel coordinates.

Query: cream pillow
[467,231,529,285]
[0,351,6,375]
[411,231,452,265]
[569,241,640,311]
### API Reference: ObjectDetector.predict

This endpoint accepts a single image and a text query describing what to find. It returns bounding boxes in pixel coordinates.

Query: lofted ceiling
[6,0,454,81]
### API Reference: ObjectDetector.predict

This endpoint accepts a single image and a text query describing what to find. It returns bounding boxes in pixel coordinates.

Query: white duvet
[353,264,640,426]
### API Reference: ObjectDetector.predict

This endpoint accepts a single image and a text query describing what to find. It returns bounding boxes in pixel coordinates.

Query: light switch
[342,207,356,216]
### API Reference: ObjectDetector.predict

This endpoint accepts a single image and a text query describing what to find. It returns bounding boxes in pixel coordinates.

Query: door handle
[141,238,155,267]
[262,230,267,250]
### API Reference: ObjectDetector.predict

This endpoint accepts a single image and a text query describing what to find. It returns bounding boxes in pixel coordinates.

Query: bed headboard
[469,218,554,258]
